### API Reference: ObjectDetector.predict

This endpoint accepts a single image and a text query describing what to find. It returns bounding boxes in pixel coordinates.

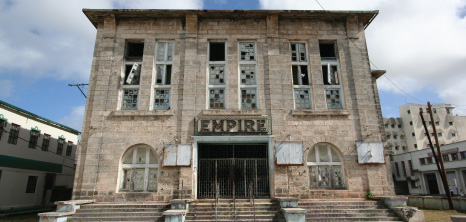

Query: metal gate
[198,144,269,199]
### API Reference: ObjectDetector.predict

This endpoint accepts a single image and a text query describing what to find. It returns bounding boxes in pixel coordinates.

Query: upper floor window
[239,42,258,109]
[56,138,65,155]
[41,134,50,151]
[308,144,345,189]
[208,42,226,109]
[320,42,342,109]
[121,41,144,110]
[8,124,20,145]
[66,141,73,157]
[153,41,174,110]
[290,42,312,109]
[28,128,40,149]
[26,176,38,193]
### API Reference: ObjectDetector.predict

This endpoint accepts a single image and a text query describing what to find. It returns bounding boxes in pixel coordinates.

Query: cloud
[259,0,466,109]
[0,0,203,83]
[59,105,85,132]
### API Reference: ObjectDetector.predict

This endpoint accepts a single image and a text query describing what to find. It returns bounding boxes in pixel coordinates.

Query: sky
[1,0,466,133]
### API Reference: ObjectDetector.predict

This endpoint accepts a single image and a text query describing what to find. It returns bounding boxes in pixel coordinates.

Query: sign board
[163,144,191,167]
[195,116,271,136]
[275,142,303,165]
[357,142,384,164]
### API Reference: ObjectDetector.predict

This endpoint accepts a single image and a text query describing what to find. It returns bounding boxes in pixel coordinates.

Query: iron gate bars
[198,158,269,198]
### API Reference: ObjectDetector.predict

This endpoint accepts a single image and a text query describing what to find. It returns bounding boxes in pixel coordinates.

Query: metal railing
[250,181,256,222]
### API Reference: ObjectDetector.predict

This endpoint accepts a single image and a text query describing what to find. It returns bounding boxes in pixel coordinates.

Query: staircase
[186,199,285,222]
[300,199,402,222]
[69,202,169,222]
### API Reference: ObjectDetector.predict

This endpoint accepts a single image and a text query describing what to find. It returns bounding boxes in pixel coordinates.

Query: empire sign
[195,116,271,135]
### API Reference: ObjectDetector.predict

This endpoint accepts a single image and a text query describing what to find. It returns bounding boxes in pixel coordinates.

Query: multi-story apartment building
[391,140,466,195]
[73,9,395,202]
[384,103,466,155]
[0,100,79,211]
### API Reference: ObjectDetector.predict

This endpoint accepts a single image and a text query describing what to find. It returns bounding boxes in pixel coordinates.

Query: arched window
[308,144,345,189]
[120,146,158,192]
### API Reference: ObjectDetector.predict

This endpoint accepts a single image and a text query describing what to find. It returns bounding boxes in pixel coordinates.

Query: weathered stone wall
[73,10,394,202]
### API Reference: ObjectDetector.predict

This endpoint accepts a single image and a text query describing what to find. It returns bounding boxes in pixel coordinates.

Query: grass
[422,208,466,222]
[0,213,39,222]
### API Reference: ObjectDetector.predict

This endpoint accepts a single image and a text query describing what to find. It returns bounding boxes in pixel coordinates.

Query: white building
[0,100,79,212]
[384,103,466,155]
[391,140,466,195]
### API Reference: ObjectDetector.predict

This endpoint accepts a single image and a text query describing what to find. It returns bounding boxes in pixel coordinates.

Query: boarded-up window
[275,143,303,165]
[356,142,384,164]
[162,144,191,166]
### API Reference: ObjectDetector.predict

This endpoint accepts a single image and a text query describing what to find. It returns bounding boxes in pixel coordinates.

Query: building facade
[384,103,466,155]
[391,140,466,195]
[0,100,79,210]
[73,9,394,202]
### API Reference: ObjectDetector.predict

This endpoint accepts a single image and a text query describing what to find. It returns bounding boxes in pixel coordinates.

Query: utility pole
[426,102,453,209]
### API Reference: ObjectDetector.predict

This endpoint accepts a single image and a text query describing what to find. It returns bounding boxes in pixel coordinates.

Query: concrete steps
[186,199,285,222]
[69,202,169,222]
[300,199,402,222]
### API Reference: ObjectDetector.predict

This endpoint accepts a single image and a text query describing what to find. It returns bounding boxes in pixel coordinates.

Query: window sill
[110,110,175,117]
[201,109,266,116]
[291,110,350,117]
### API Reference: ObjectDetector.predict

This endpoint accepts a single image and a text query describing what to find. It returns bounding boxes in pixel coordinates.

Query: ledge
[291,110,351,117]
[201,109,266,116]
[109,110,175,117]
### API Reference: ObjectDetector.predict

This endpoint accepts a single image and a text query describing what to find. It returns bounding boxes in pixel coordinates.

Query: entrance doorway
[425,173,440,194]
[197,144,269,199]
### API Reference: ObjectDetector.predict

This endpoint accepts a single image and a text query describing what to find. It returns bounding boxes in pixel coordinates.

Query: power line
[314,0,427,104]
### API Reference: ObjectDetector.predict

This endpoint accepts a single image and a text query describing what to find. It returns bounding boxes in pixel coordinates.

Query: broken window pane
[319,43,336,58]
[332,165,344,187]
[294,89,311,109]
[239,42,256,61]
[124,63,141,85]
[122,169,131,190]
[325,89,342,109]
[241,88,257,109]
[318,165,331,188]
[209,65,225,84]
[154,89,170,110]
[322,64,339,85]
[309,166,318,188]
[209,42,225,61]
[240,65,256,84]
[290,43,307,62]
[125,42,144,59]
[156,65,172,85]
[122,89,138,110]
[209,89,225,109]
[292,65,309,85]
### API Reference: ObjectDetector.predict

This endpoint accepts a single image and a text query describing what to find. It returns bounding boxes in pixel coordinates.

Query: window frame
[65,141,73,157]
[41,134,50,151]
[307,144,345,189]
[238,41,259,109]
[207,41,227,109]
[120,146,159,192]
[8,124,20,145]
[56,138,65,155]
[120,40,144,110]
[320,42,344,110]
[28,129,40,149]
[26,176,38,193]
[152,41,174,110]
[290,42,312,110]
